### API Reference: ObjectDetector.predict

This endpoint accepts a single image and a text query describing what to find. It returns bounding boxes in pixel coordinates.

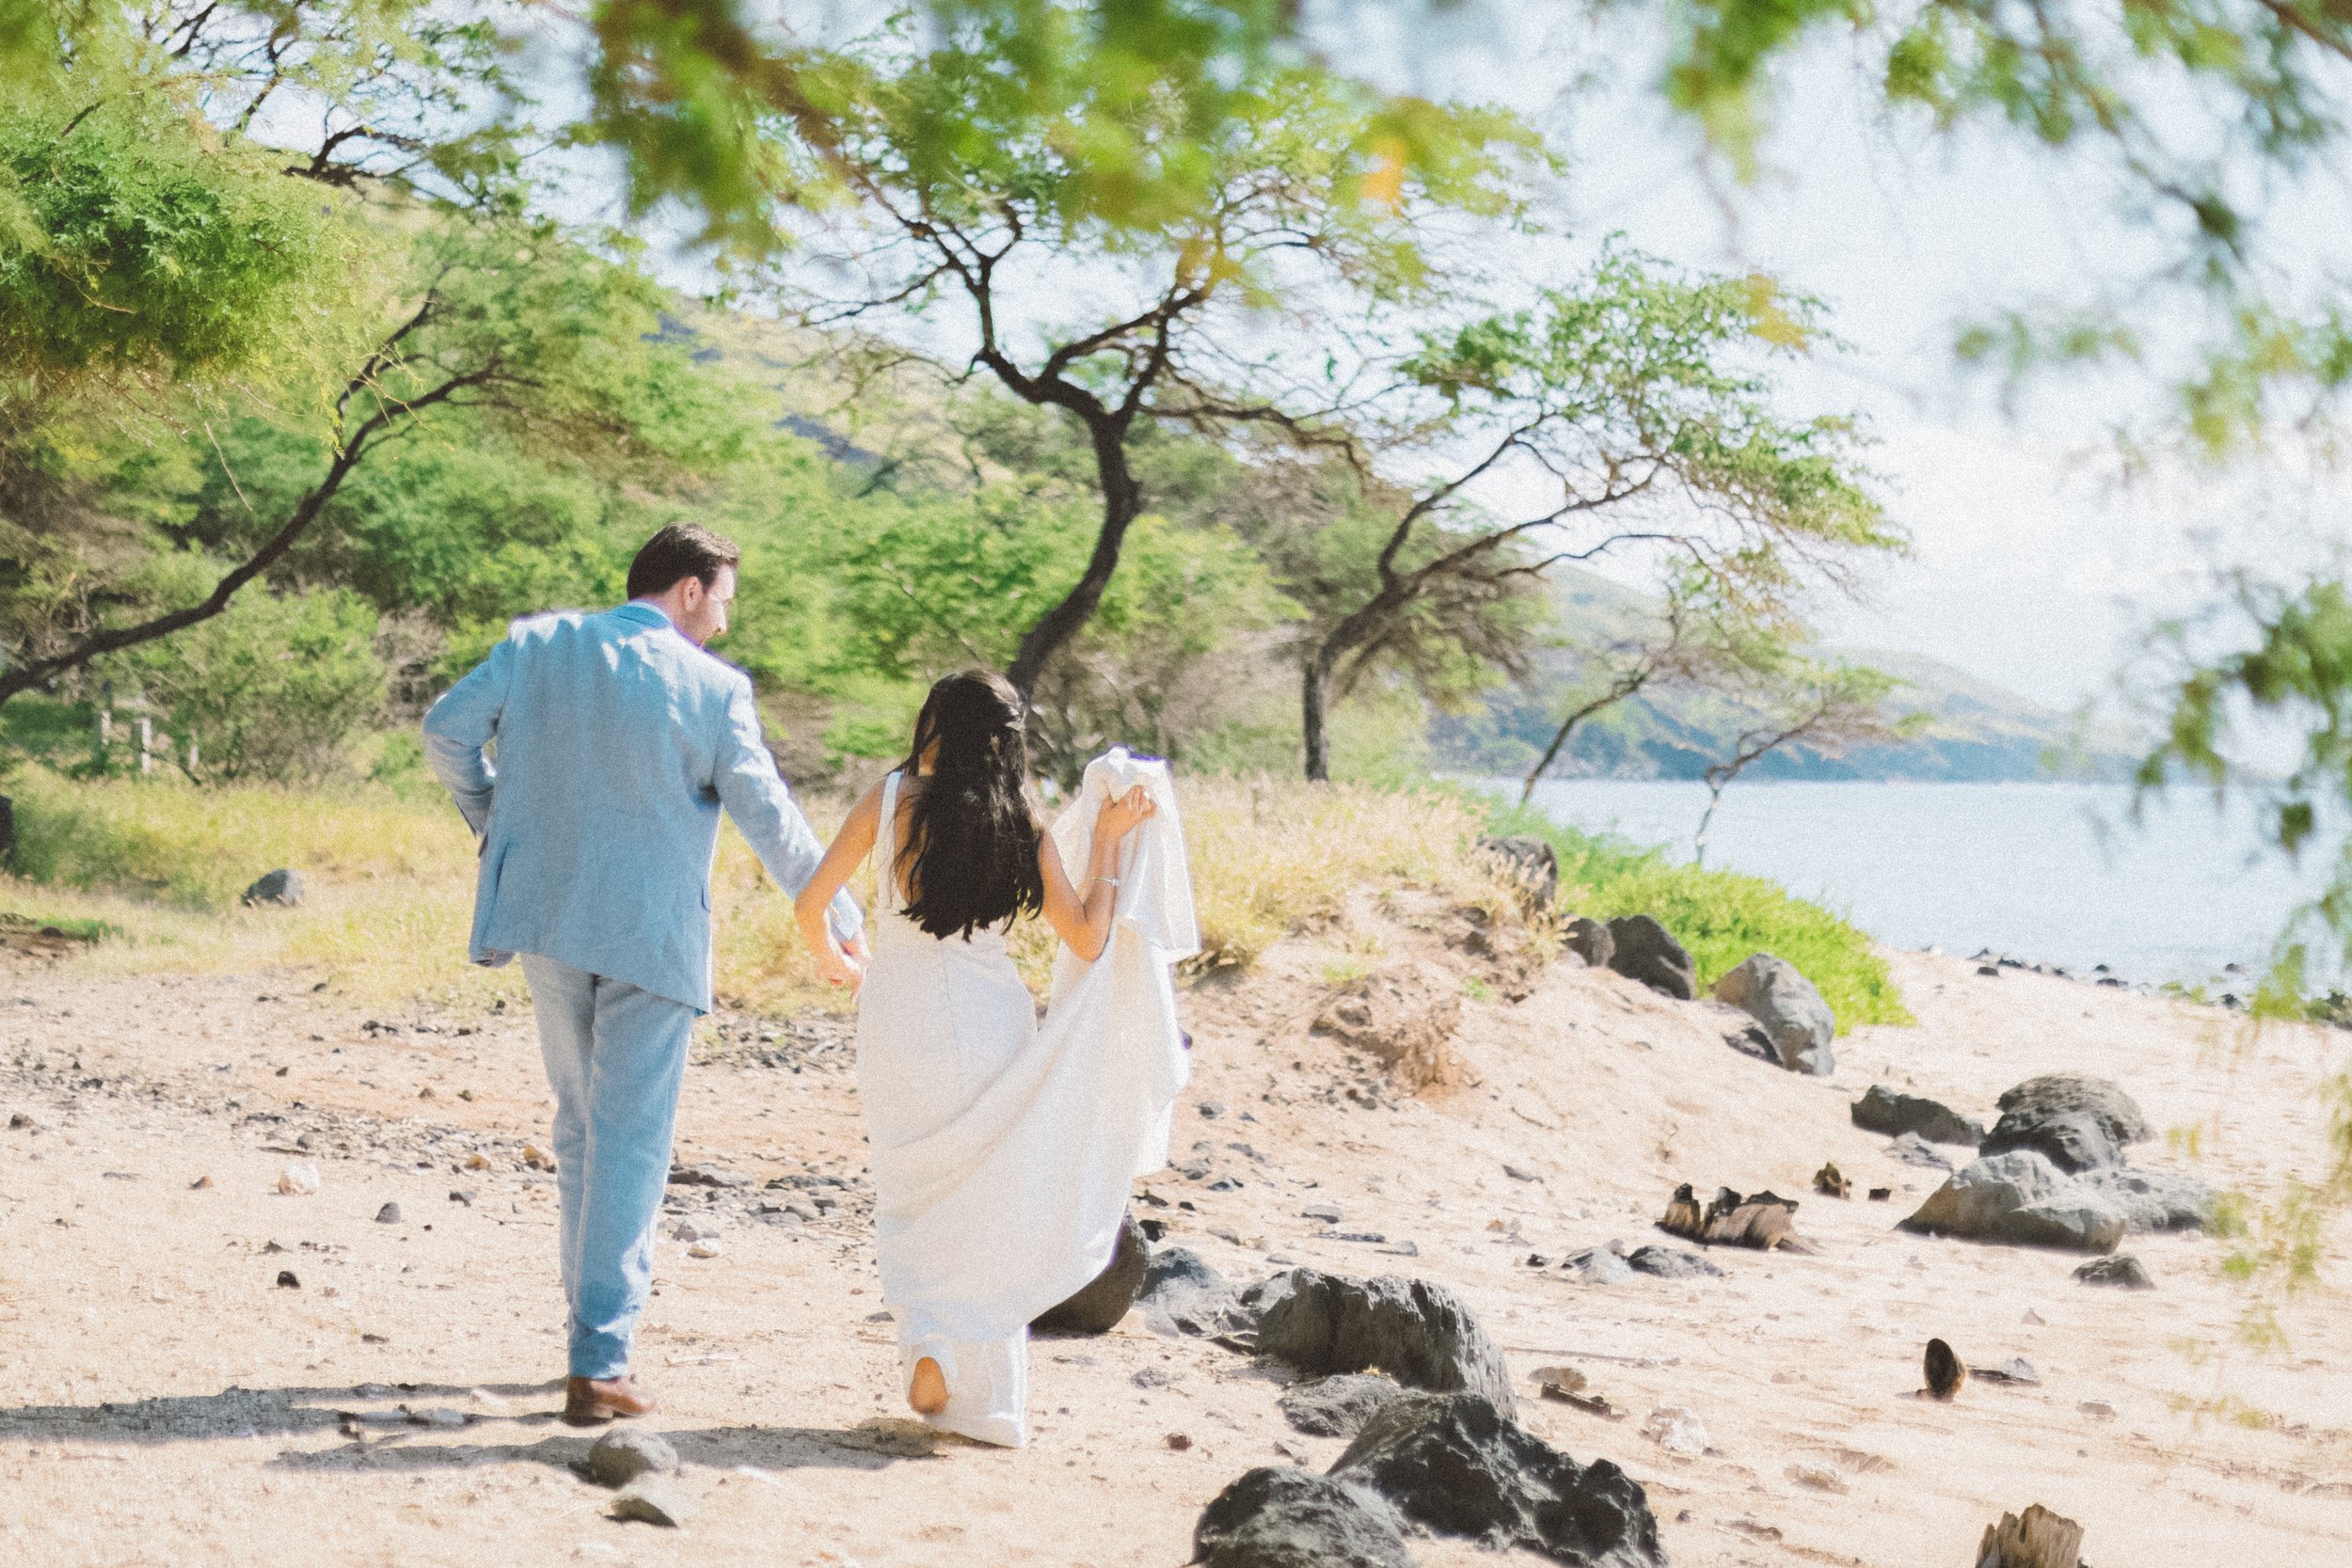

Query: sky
[1332,4,2352,720]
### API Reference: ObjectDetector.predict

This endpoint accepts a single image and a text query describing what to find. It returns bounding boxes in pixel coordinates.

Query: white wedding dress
[854,756,1195,1448]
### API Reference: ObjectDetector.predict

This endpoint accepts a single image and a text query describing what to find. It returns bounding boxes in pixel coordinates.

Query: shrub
[101,577,389,783]
[1485,799,1911,1029]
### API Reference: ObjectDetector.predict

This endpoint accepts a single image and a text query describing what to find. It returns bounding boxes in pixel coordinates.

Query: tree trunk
[1005,416,1142,700]
[1692,779,1729,866]
[1301,647,1336,783]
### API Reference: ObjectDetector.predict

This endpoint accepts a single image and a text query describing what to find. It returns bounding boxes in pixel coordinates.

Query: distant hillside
[1432,569,2135,784]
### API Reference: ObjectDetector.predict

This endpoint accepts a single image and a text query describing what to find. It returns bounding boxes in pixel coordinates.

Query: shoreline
[1489,775,2317,994]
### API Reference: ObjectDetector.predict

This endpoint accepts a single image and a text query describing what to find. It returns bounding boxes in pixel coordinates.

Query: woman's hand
[1097,783,1156,844]
[810,935,866,990]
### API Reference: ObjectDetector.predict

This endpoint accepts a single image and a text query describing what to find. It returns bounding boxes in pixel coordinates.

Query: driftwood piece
[1976,1503,2085,1568]
[1659,1183,1814,1252]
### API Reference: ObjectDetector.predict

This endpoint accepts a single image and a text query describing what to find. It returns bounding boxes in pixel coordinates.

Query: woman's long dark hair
[896,671,1045,940]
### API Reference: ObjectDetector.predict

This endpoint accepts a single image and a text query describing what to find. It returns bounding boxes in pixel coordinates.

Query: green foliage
[2143,574,2352,1035]
[1486,796,1913,1029]
[1404,245,1897,565]
[0,94,359,396]
[830,486,1296,776]
[591,1,1533,256]
[100,567,389,784]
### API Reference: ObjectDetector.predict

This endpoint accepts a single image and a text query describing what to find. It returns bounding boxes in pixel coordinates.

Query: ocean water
[1500,779,2330,989]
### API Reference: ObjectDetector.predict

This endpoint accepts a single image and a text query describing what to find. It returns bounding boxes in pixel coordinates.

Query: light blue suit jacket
[421,601,860,1012]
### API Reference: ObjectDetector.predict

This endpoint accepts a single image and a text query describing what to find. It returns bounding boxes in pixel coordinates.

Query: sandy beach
[2,909,2346,1566]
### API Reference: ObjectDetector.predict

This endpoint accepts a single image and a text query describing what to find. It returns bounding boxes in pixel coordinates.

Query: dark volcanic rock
[583,1428,680,1487]
[1255,1270,1515,1413]
[1980,1074,2152,1171]
[1710,954,1836,1075]
[241,869,305,908]
[2079,1166,2214,1233]
[1033,1213,1152,1333]
[1604,916,1695,1002]
[1332,1391,1665,1567]
[609,1478,690,1527]
[2074,1255,2156,1290]
[1889,1132,1955,1170]
[1560,1246,1635,1285]
[1979,1109,2122,1174]
[1851,1084,1986,1147]
[1279,1373,1407,1438]
[1899,1150,2125,1252]
[1563,917,1613,970]
[1479,836,1560,914]
[1625,1245,1721,1279]
[1139,1251,1297,1339]
[1193,1467,1412,1568]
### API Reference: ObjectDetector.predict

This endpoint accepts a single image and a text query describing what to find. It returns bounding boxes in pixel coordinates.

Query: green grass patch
[5,765,458,911]
[1485,799,1912,1030]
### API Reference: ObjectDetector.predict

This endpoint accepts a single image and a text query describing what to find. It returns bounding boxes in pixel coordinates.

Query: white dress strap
[877,770,904,914]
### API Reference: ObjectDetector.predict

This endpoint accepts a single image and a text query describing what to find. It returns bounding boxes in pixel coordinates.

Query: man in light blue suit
[422,522,865,1425]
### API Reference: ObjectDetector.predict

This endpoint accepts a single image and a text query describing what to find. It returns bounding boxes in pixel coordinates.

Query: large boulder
[1604,916,1695,1002]
[1478,835,1560,914]
[1979,1075,2152,1171]
[1899,1150,2126,1252]
[1980,1110,2123,1174]
[1033,1212,1152,1333]
[1851,1084,1985,1147]
[1331,1391,1665,1568]
[1193,1467,1413,1568]
[1278,1374,1407,1438]
[1710,954,1836,1075]
[2078,1165,2214,1233]
[1255,1271,1515,1414]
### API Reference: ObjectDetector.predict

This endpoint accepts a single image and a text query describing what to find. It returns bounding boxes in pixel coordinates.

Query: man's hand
[812,938,866,990]
[843,930,872,969]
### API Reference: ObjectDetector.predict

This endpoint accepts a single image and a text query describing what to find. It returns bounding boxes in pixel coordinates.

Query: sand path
[1,935,2346,1565]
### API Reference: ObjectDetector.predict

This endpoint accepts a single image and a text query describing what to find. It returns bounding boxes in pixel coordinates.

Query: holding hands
[811,928,868,990]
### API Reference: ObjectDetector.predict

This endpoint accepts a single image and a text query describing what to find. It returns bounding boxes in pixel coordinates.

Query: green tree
[829,483,1293,780]
[1691,655,1923,864]
[1285,245,1899,781]
[0,214,723,712]
[739,25,1534,696]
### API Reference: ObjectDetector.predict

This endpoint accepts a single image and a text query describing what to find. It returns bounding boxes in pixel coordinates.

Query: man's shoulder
[501,607,753,699]
[502,609,594,647]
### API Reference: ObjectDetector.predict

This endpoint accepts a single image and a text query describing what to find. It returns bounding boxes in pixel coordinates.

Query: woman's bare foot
[909,1356,948,1417]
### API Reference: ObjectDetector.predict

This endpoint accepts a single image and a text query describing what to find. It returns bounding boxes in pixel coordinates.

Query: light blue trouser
[519,954,696,1380]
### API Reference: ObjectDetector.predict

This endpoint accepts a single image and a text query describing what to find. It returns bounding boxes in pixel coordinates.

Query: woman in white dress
[794,670,1153,1444]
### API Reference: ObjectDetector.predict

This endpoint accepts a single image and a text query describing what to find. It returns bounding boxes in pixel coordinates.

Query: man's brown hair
[627,523,741,600]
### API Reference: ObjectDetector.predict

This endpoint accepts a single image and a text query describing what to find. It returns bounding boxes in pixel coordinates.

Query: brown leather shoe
[563,1374,656,1426]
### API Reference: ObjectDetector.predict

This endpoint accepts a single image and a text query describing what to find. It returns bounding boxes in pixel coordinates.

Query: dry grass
[1179,775,1532,972]
[3,769,1530,1013]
